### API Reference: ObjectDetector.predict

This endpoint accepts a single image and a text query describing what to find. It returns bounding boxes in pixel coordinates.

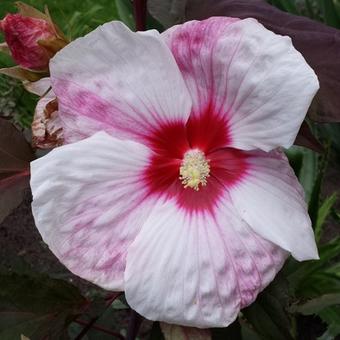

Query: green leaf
[211,320,242,340]
[293,294,340,315]
[315,193,338,241]
[115,0,135,30]
[286,148,304,178]
[242,274,294,340]
[0,272,87,339]
[318,238,340,263]
[305,0,316,19]
[318,306,340,339]
[308,145,329,228]
[149,322,165,340]
[334,0,340,21]
[110,299,129,310]
[289,146,319,204]
[318,124,340,152]
[300,272,340,297]
[318,329,339,340]
[240,319,262,340]
[146,11,165,31]
[319,0,340,27]
[276,0,299,14]
[268,0,299,14]
[287,238,340,296]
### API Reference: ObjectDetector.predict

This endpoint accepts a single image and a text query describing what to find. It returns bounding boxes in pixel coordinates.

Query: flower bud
[0,13,64,70]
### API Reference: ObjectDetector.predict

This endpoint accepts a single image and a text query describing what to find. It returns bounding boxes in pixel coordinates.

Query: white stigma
[179,149,210,191]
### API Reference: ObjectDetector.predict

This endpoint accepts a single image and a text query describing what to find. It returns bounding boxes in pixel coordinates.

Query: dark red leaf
[295,121,324,153]
[0,271,88,340]
[0,119,35,222]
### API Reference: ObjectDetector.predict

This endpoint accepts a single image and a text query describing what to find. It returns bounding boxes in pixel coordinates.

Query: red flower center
[143,108,248,215]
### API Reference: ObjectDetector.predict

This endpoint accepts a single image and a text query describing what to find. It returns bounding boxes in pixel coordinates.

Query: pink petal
[49,21,192,144]
[163,17,319,151]
[228,149,318,261]
[167,0,340,123]
[125,192,287,327]
[31,132,155,290]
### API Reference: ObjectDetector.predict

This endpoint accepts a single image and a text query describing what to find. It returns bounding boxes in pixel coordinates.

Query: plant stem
[126,309,144,340]
[74,315,101,340]
[74,292,121,340]
[133,0,147,31]
[75,319,125,339]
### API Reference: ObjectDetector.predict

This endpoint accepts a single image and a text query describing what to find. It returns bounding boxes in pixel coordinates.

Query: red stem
[126,309,144,340]
[133,0,147,31]
[75,319,125,339]
[74,292,121,340]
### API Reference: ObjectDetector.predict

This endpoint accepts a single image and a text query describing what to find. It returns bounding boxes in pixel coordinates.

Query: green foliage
[149,322,165,340]
[267,0,340,28]
[0,76,37,128]
[115,0,135,30]
[294,294,340,315]
[318,0,340,27]
[269,0,299,14]
[286,146,319,203]
[211,320,242,339]
[318,306,340,340]
[285,150,340,339]
[274,129,339,339]
[242,275,294,340]
[315,193,337,241]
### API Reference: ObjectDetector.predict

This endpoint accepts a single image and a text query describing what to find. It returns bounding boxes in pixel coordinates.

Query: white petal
[50,21,192,144]
[163,17,319,151]
[23,77,51,96]
[31,132,154,290]
[229,150,319,261]
[125,193,287,327]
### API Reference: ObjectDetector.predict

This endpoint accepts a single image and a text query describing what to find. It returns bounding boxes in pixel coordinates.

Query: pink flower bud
[0,14,56,70]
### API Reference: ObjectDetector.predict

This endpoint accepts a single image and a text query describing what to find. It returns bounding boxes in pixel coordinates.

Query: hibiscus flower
[30,17,319,327]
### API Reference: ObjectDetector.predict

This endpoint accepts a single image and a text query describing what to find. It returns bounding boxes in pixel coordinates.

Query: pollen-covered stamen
[179,149,210,191]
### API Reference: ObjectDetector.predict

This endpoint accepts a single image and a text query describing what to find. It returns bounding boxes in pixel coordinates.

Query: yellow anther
[179,150,210,191]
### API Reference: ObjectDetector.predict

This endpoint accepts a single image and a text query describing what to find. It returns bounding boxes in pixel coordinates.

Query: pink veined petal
[49,21,192,144]
[163,17,319,151]
[30,132,155,290]
[124,189,287,328]
[228,149,319,261]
